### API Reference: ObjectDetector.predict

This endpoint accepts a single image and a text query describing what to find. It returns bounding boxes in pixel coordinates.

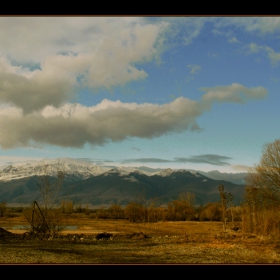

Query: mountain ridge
[0,157,247,185]
[0,158,247,207]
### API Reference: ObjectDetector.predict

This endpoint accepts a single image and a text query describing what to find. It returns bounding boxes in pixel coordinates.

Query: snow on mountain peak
[158,168,173,177]
[0,158,110,181]
[104,166,142,177]
[189,171,201,177]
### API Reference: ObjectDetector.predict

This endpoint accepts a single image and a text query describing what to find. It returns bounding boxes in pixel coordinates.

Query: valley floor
[1,217,280,264]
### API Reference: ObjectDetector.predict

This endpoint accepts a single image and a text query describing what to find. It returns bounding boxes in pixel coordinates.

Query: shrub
[199,202,221,221]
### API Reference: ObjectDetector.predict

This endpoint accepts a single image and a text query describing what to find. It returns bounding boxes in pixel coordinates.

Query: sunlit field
[1,214,280,264]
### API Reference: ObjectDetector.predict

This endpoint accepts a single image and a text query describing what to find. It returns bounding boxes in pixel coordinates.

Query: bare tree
[23,159,66,237]
[36,160,65,211]
[0,202,7,217]
[246,139,280,206]
[219,185,227,234]
[243,140,280,236]
[218,185,234,235]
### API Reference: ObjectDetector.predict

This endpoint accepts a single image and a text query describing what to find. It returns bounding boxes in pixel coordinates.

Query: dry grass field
[1,215,280,264]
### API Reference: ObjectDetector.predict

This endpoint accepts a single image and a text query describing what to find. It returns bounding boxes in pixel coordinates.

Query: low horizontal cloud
[175,154,232,166]
[0,83,268,149]
[80,159,115,165]
[231,164,253,172]
[201,83,267,105]
[122,154,233,166]
[122,158,172,163]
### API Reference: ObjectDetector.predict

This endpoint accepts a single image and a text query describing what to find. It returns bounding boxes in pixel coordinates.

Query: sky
[0,16,279,173]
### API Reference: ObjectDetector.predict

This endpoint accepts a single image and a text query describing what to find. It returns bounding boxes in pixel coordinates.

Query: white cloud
[182,18,208,45]
[228,37,240,44]
[0,17,277,115]
[0,17,159,64]
[201,83,267,104]
[187,64,201,74]
[246,43,263,53]
[214,17,280,34]
[144,17,280,47]
[264,46,280,66]
[0,83,268,149]
[0,98,202,149]
[0,17,169,113]
[0,56,76,113]
[153,17,208,46]
[244,43,280,66]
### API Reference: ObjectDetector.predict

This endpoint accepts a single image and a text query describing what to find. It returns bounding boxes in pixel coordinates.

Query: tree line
[1,192,240,223]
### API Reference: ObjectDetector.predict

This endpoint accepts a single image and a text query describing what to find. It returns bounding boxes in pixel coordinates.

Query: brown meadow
[1,214,280,264]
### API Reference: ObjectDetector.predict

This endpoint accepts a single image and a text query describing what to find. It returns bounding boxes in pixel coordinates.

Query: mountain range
[0,158,247,207]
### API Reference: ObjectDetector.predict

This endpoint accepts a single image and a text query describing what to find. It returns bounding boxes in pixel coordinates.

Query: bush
[108,204,124,219]
[23,205,66,237]
[199,202,221,221]
[166,194,196,221]
[88,213,96,219]
[124,202,146,222]
[70,213,88,219]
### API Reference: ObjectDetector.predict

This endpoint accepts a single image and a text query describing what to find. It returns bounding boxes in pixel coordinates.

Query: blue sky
[0,16,279,172]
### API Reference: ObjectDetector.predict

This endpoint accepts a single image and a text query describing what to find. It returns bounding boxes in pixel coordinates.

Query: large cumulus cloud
[0,17,168,113]
[0,83,267,149]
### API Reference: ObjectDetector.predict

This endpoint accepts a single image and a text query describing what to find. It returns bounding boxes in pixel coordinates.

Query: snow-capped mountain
[0,158,168,182]
[156,168,203,178]
[0,157,247,185]
[0,158,110,182]
[0,158,247,206]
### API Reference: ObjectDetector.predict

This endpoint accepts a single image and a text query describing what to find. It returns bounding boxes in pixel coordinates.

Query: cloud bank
[0,83,267,149]
[123,158,172,164]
